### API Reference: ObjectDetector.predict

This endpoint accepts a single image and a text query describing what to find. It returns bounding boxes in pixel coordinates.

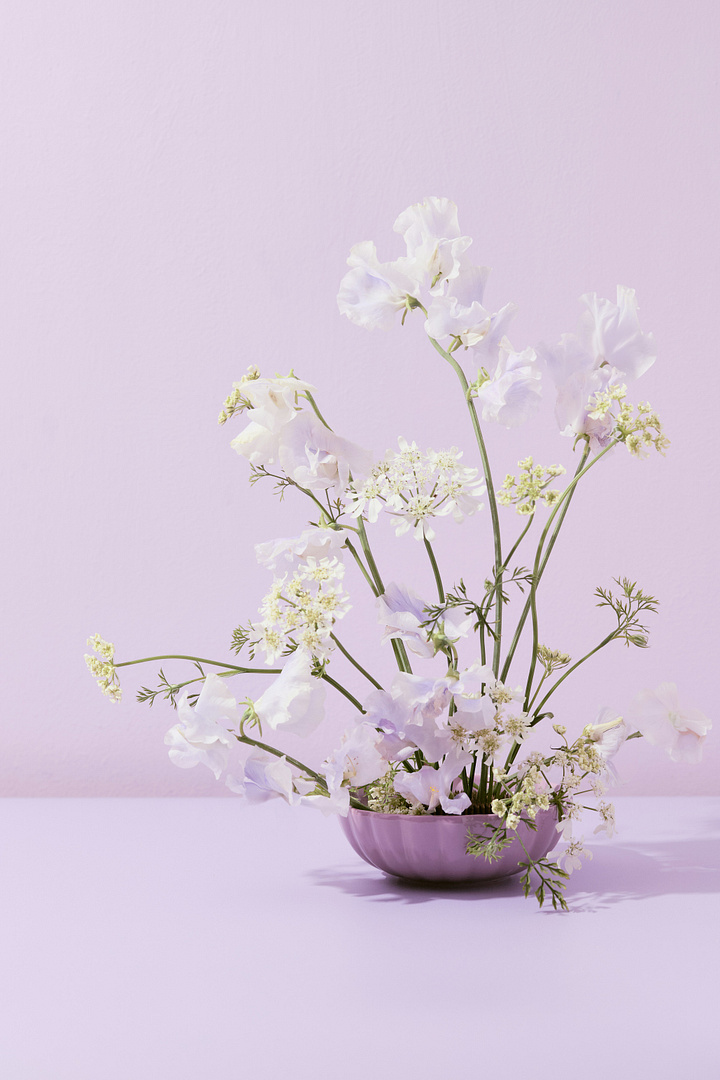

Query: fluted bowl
[339,807,559,884]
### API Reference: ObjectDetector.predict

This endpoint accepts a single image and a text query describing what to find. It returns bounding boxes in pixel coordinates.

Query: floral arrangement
[86,197,711,909]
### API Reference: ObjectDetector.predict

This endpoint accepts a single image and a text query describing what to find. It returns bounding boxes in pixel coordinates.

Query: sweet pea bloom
[337,241,421,330]
[542,286,657,446]
[628,684,712,764]
[253,651,326,737]
[226,751,301,805]
[277,412,372,495]
[164,674,239,780]
[474,342,542,428]
[393,748,473,814]
[255,526,346,572]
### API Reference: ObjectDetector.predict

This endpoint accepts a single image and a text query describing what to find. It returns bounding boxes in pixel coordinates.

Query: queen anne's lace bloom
[252,556,350,664]
[347,438,485,540]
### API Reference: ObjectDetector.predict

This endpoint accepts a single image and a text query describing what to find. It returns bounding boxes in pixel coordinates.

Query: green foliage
[595,577,659,648]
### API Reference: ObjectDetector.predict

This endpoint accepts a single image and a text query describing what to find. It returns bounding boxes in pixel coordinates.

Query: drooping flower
[164,674,240,779]
[85,634,122,702]
[226,751,301,805]
[583,707,629,761]
[627,684,711,764]
[277,412,373,495]
[253,650,326,737]
[255,526,346,572]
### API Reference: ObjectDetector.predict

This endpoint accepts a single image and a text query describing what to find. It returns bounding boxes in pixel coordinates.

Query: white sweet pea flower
[393,197,471,294]
[628,684,711,764]
[226,751,300,805]
[230,419,285,468]
[232,374,316,431]
[323,724,388,791]
[255,526,346,572]
[300,783,351,817]
[253,651,326,737]
[164,674,240,780]
[277,412,372,495]
[423,263,492,344]
[580,286,657,381]
[393,748,473,815]
[337,241,422,330]
[474,341,542,428]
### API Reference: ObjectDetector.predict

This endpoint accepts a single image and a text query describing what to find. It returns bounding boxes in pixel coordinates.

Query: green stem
[356,514,413,674]
[533,631,620,717]
[344,538,379,596]
[330,634,383,690]
[428,336,503,675]
[423,536,445,602]
[321,671,366,713]
[500,441,603,683]
[235,734,325,782]
[116,655,281,674]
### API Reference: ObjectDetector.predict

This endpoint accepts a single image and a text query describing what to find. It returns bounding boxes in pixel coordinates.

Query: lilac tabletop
[1,797,718,1079]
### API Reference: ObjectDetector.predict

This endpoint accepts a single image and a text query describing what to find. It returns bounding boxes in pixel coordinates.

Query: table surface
[1,796,719,1080]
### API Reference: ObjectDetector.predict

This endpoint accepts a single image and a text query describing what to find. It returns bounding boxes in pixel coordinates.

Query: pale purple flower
[542,285,657,446]
[337,241,421,330]
[475,342,542,428]
[628,684,711,764]
[376,583,435,658]
[226,751,300,805]
[277,412,372,494]
[393,748,473,814]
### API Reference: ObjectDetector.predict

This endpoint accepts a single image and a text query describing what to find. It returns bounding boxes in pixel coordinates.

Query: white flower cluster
[84,634,122,703]
[251,556,350,664]
[337,197,543,429]
[346,437,485,540]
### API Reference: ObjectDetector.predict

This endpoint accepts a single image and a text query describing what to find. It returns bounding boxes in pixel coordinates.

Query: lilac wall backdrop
[2,0,718,796]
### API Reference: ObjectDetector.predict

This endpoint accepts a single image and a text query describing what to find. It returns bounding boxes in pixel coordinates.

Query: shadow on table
[308,836,720,911]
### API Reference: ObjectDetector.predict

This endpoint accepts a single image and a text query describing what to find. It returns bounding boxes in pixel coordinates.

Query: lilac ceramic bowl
[339,807,559,884]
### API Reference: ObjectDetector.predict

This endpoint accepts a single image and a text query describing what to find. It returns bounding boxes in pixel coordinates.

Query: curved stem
[115,655,281,674]
[533,631,619,717]
[235,734,325,783]
[330,634,383,690]
[423,536,445,602]
[428,336,503,675]
[321,671,366,713]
